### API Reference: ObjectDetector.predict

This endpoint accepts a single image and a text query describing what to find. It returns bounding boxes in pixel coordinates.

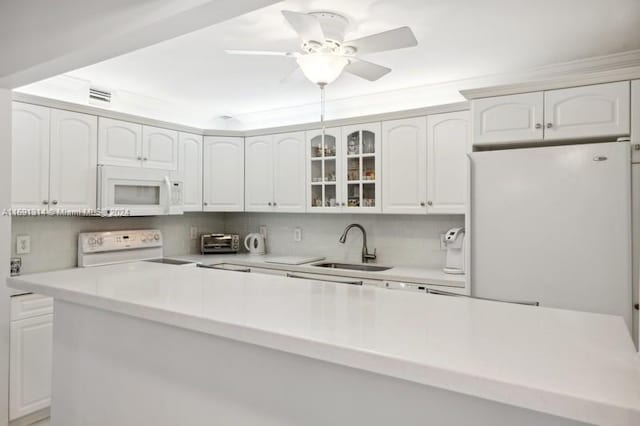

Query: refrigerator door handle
[426,289,540,306]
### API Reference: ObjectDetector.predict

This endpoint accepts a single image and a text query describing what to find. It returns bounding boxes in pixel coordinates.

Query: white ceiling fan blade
[280,66,306,84]
[225,49,298,57]
[344,59,391,81]
[344,27,417,55]
[282,10,325,42]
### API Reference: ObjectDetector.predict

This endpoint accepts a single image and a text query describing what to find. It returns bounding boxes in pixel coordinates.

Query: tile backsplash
[11,213,225,274]
[11,212,464,274]
[224,213,464,269]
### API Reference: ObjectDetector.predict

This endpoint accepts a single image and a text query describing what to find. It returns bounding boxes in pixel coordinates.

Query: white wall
[225,213,464,268]
[0,89,11,426]
[11,213,224,274]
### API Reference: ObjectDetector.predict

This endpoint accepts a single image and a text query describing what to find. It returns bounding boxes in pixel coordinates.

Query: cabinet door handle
[42,200,49,205]
[268,202,272,206]
[51,200,58,205]
[420,202,425,207]
[546,123,553,129]
[137,156,143,160]
[203,202,208,206]
[273,202,277,206]
[535,123,542,129]
[427,201,433,206]
[143,157,148,161]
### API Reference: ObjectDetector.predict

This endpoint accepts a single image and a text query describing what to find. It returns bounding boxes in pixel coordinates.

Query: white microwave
[98,165,184,216]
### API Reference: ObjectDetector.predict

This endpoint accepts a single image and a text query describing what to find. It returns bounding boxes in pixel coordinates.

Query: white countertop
[7,262,640,426]
[171,253,466,288]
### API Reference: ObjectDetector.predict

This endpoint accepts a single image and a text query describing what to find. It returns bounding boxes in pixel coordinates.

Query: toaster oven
[200,234,240,254]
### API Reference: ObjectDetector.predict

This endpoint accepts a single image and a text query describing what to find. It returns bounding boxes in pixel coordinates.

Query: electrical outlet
[10,258,21,276]
[440,234,447,250]
[293,227,302,242]
[16,235,30,254]
[259,226,267,238]
[190,226,198,240]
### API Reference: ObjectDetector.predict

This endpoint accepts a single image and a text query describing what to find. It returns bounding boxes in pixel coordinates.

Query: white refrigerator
[469,141,633,330]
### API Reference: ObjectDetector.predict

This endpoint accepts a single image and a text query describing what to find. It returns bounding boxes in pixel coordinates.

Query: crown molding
[460,49,640,100]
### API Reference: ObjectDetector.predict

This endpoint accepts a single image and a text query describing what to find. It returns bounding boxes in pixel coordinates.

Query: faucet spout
[338,224,377,263]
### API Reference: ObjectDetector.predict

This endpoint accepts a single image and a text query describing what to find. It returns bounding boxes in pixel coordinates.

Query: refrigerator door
[470,142,632,330]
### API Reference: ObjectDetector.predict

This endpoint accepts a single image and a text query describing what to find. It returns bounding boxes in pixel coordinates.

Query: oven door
[98,166,182,216]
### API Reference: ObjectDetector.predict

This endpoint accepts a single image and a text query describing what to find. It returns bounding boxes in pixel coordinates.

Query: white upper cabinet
[472,92,544,145]
[98,118,142,167]
[632,80,640,164]
[12,103,97,212]
[142,126,178,170]
[177,132,203,212]
[49,110,97,211]
[245,135,274,212]
[273,131,306,213]
[382,117,427,214]
[341,123,381,213]
[544,81,630,141]
[12,103,50,209]
[203,136,244,212]
[426,111,470,214]
[306,127,342,213]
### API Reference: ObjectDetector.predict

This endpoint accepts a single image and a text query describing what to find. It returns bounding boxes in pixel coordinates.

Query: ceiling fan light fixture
[296,54,349,85]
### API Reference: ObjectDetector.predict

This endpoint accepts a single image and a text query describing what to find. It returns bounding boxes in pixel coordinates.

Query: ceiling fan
[226,10,418,86]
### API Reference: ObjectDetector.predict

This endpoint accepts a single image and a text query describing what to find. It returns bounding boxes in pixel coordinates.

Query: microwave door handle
[164,176,172,214]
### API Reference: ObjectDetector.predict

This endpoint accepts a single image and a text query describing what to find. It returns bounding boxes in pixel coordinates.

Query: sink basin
[312,262,392,272]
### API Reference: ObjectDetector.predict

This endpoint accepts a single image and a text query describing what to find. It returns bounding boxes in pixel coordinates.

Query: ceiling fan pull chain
[319,83,326,139]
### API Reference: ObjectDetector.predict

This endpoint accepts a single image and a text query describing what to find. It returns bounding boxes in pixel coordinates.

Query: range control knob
[88,237,96,246]
[154,233,160,241]
[146,233,154,242]
[96,237,103,245]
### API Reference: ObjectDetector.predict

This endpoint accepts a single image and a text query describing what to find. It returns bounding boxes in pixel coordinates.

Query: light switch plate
[293,227,302,242]
[259,226,267,238]
[190,226,198,240]
[16,235,31,254]
[440,234,447,251]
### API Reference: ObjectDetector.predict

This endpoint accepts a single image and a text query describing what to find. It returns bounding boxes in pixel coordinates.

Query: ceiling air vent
[89,87,111,106]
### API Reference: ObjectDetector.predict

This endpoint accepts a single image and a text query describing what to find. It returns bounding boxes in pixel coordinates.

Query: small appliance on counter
[200,234,240,254]
[244,233,266,255]
[443,227,465,275]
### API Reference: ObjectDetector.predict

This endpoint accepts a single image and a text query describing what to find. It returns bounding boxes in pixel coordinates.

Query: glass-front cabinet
[306,127,342,212]
[306,123,381,213]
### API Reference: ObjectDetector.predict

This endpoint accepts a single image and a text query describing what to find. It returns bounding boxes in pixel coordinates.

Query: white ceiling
[18,0,640,129]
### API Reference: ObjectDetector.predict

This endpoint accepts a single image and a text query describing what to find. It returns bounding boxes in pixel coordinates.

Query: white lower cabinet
[178,132,203,212]
[633,80,640,164]
[10,295,53,421]
[426,111,470,214]
[203,136,245,211]
[382,117,427,214]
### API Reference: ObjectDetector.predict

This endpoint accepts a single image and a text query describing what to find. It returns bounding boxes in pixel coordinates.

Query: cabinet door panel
[49,109,97,211]
[245,136,274,211]
[545,81,630,140]
[472,92,544,145]
[382,117,427,214]
[178,133,203,212]
[203,136,244,211]
[9,314,53,420]
[306,127,342,213]
[427,111,470,214]
[98,118,142,167]
[11,103,50,209]
[142,126,178,170]
[341,123,381,213]
[273,132,306,212]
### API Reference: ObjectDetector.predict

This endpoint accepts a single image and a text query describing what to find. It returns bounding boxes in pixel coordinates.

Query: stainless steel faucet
[339,224,377,263]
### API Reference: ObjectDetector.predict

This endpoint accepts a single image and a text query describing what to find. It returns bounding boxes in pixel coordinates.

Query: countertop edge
[8,276,638,426]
